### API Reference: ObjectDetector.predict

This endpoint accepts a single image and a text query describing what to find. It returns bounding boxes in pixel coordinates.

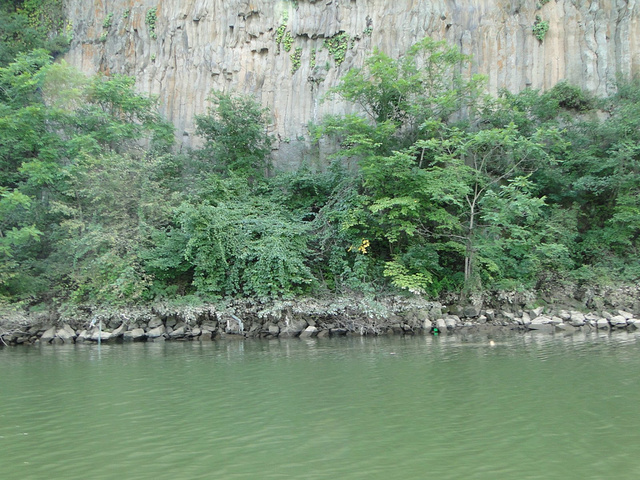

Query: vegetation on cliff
[2,28,640,311]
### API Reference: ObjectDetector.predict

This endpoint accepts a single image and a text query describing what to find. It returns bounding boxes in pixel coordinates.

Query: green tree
[0,54,176,305]
[0,1,70,67]
[316,38,566,295]
[195,92,273,179]
[165,197,313,299]
[328,37,483,128]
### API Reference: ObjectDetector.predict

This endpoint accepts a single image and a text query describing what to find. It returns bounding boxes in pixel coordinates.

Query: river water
[1,330,639,479]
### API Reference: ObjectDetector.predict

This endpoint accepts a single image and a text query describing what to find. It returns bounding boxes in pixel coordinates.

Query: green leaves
[477,176,571,287]
[195,92,272,179]
[328,37,478,127]
[174,197,313,299]
[383,259,433,296]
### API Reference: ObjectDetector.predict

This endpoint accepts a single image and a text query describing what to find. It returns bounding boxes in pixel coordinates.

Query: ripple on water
[2,332,640,479]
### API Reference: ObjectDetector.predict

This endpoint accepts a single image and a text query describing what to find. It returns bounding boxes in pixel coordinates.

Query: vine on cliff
[102,13,113,29]
[291,47,302,74]
[275,10,289,53]
[532,16,549,42]
[21,0,66,34]
[283,32,294,52]
[309,48,316,69]
[146,7,158,40]
[324,32,350,66]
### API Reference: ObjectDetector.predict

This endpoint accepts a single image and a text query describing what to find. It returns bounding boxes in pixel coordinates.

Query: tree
[0,1,70,67]
[0,53,176,304]
[195,92,273,179]
[328,37,483,128]
[161,196,314,299]
[316,38,567,295]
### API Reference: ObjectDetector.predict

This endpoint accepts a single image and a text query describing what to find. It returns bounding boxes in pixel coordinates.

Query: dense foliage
[2,33,640,309]
[0,0,70,67]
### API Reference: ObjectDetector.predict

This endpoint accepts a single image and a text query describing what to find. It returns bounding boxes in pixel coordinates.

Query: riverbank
[2,284,640,346]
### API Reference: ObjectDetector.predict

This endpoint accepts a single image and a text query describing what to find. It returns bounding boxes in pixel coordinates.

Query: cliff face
[64,0,640,166]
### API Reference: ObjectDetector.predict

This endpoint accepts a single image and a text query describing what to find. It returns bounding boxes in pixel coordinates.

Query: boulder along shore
[3,285,640,346]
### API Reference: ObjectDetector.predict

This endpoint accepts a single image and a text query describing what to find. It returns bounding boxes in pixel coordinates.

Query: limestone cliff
[63,0,640,165]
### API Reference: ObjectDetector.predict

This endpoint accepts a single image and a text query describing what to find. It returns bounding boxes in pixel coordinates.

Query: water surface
[1,331,639,479]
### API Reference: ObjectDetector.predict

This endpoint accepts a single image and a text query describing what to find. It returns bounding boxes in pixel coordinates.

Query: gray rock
[41,326,56,341]
[444,316,458,329]
[549,316,563,325]
[531,315,551,325]
[61,324,77,338]
[477,315,487,324]
[484,309,495,321]
[628,319,640,330]
[596,318,610,330]
[390,324,404,334]
[570,312,586,326]
[299,326,318,338]
[570,317,585,327]
[148,317,163,329]
[106,317,120,329]
[56,325,76,341]
[463,305,481,318]
[165,317,178,328]
[317,329,330,338]
[558,310,571,321]
[62,0,640,173]
[423,319,432,330]
[610,315,628,327]
[124,328,146,340]
[501,311,516,322]
[600,311,613,321]
[169,326,186,338]
[200,321,218,332]
[330,328,348,336]
[111,323,125,338]
[618,310,633,320]
[435,319,447,331]
[280,318,308,337]
[528,306,544,319]
[520,312,531,326]
[200,332,213,341]
[76,330,90,342]
[268,325,280,335]
[147,326,165,338]
[90,330,112,341]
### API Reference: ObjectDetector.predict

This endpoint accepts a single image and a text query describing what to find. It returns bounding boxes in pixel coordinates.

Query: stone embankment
[2,300,639,346]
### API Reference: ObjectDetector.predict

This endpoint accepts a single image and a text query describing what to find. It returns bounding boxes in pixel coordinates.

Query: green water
[1,331,639,479]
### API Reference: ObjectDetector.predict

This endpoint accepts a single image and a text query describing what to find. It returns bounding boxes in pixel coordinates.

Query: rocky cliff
[63,0,640,166]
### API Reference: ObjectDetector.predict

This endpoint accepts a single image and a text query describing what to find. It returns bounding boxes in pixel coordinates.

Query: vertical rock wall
[63,0,640,166]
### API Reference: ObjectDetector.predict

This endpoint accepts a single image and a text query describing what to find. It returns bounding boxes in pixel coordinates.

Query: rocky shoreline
[2,290,640,346]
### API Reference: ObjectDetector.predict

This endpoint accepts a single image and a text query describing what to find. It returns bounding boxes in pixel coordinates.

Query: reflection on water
[1,331,639,479]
